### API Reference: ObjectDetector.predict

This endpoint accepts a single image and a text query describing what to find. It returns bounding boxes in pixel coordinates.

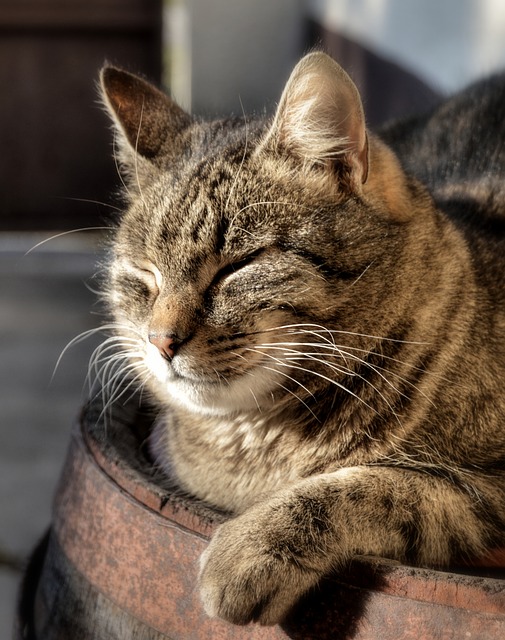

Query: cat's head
[99,52,431,417]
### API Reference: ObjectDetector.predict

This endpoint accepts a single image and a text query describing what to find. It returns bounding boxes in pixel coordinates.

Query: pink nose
[149,334,178,360]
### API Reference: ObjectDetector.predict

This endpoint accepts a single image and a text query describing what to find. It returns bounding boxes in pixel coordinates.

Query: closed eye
[137,269,157,291]
[121,259,162,294]
[137,261,163,288]
[212,248,265,285]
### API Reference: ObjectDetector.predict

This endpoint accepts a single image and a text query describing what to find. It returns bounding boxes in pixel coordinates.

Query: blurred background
[2,0,505,635]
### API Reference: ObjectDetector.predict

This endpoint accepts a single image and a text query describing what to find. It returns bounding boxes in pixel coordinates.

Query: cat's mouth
[146,345,286,415]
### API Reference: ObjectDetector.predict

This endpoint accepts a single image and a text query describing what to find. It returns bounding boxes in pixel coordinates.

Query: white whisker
[265,322,429,346]
[52,324,131,383]
[59,196,122,213]
[134,98,148,210]
[25,227,111,256]
[349,260,375,287]
[112,129,133,198]
[247,344,381,418]
[249,387,262,413]
[267,377,321,422]
[225,98,249,217]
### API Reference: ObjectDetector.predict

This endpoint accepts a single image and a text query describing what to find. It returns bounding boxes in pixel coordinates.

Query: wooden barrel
[15,395,505,639]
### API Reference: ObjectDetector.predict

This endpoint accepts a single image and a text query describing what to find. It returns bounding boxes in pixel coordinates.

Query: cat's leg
[199,466,505,625]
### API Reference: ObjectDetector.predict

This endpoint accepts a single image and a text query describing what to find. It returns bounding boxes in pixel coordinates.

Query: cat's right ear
[258,52,368,191]
[100,66,191,186]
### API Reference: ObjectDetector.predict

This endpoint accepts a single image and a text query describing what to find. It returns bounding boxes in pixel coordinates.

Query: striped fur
[98,53,505,625]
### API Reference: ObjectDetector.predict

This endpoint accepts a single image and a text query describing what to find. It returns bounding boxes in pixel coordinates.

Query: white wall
[307,0,505,93]
[184,0,306,116]
[167,0,505,114]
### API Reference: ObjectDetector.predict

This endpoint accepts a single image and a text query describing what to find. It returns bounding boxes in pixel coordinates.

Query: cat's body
[99,53,505,625]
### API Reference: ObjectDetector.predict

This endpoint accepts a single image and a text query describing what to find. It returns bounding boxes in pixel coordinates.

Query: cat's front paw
[199,502,331,625]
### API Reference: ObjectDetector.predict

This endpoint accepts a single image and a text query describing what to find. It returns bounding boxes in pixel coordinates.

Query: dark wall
[0,1,162,230]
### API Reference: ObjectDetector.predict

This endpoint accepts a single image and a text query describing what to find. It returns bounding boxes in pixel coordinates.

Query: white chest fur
[151,408,305,513]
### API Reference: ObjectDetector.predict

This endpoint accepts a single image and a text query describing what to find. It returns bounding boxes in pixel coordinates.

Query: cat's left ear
[259,52,368,188]
[100,66,191,187]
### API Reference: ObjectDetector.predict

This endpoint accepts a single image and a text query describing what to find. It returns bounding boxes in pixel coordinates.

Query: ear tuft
[261,52,368,187]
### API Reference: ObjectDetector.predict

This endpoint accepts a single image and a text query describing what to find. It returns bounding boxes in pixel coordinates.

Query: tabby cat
[99,52,505,625]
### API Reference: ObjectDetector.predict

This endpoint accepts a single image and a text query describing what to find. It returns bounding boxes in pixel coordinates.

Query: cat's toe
[199,523,315,625]
[199,571,284,626]
[199,544,285,625]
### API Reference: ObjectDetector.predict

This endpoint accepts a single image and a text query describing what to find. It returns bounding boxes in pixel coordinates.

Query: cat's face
[101,54,421,417]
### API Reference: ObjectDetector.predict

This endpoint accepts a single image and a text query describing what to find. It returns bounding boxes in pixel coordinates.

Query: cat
[99,52,505,626]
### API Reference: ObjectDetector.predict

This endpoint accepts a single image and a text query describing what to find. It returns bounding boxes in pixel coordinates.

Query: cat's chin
[146,342,285,416]
[149,365,278,417]
[157,375,273,417]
